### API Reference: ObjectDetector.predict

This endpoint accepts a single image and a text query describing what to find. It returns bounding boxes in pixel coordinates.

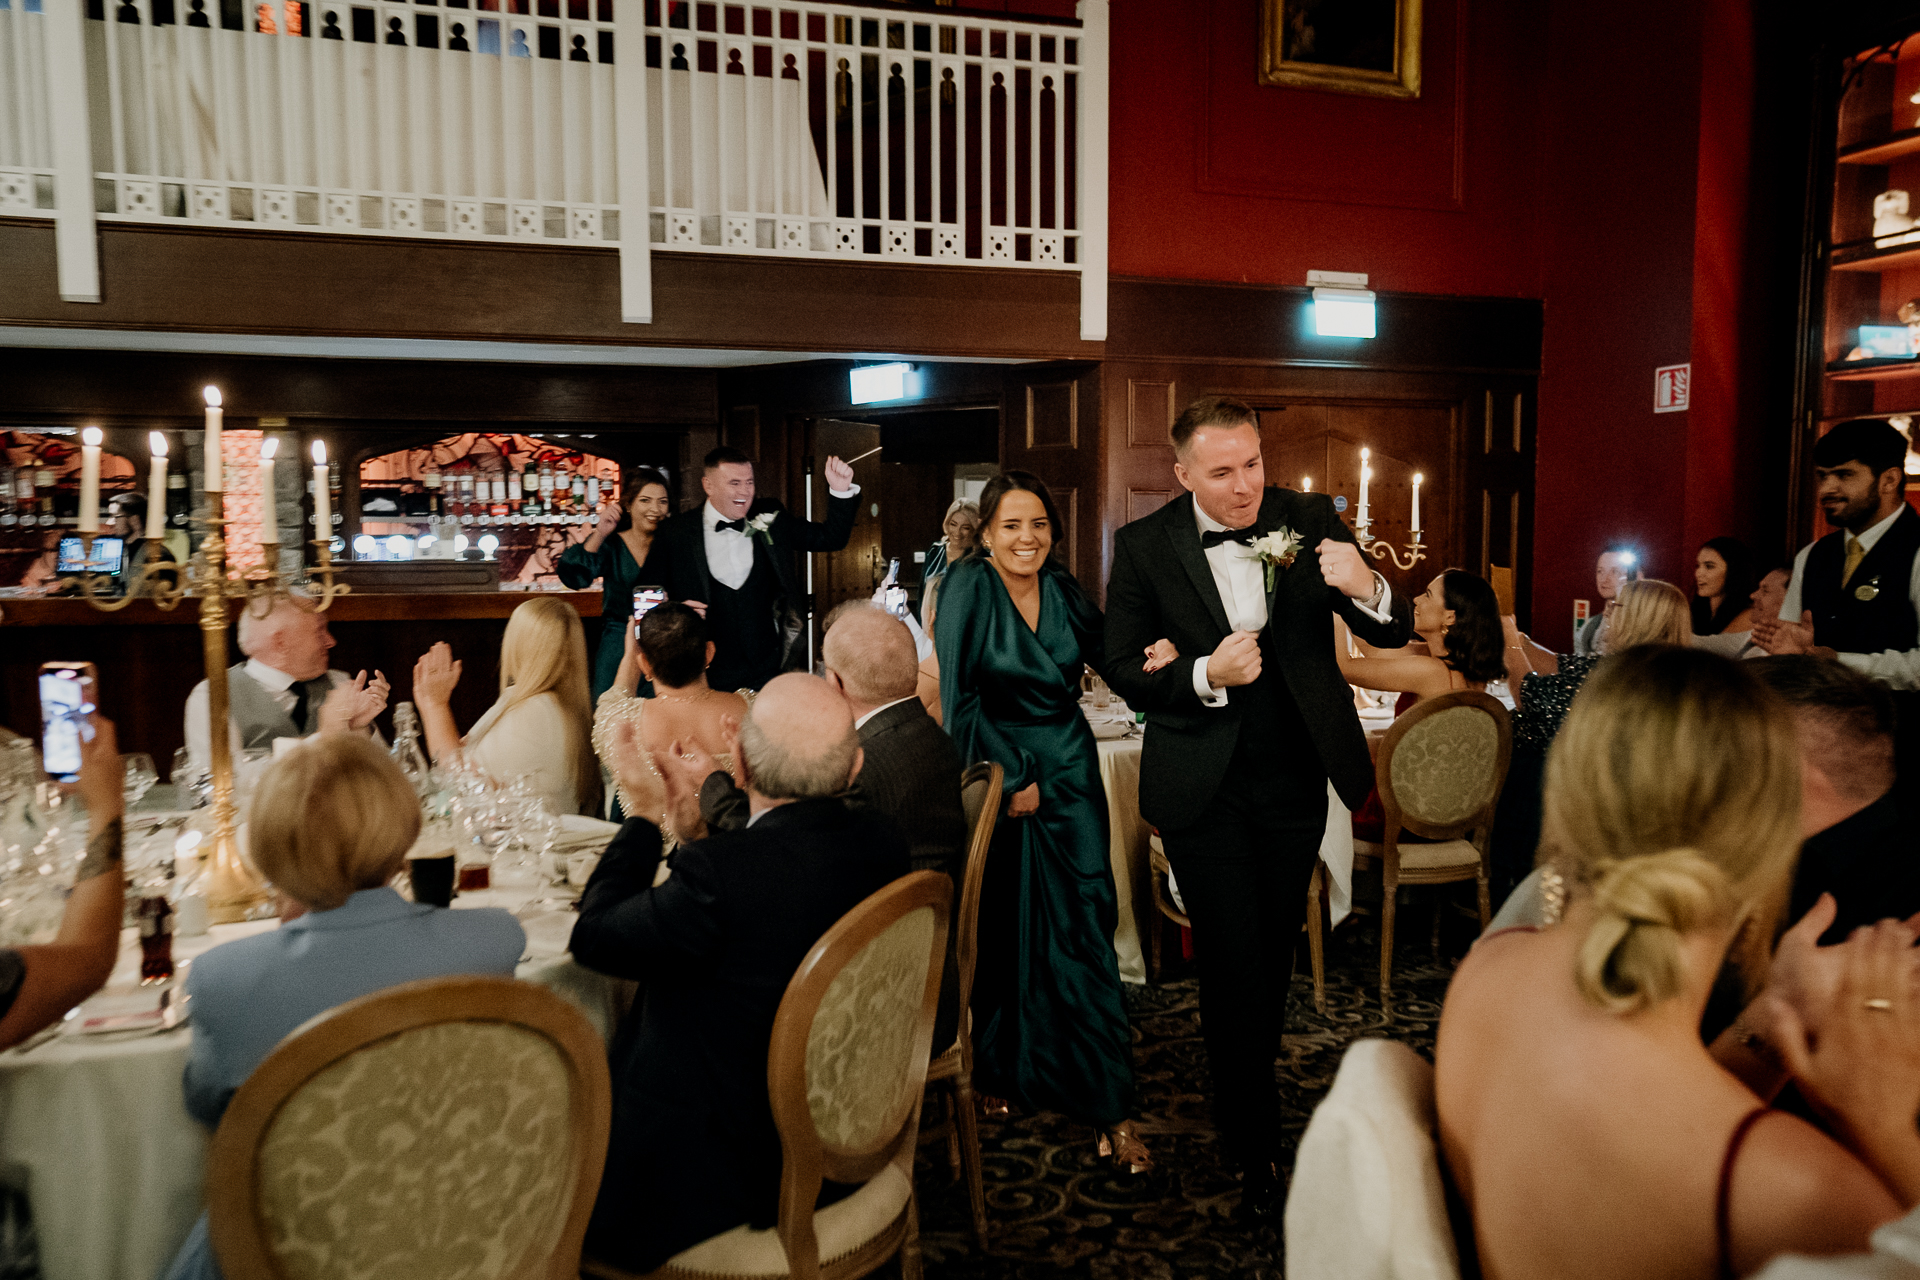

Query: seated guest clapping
[1333,568,1505,702]
[163,734,525,1280]
[0,716,126,1050]
[571,674,909,1275]
[183,595,388,770]
[590,601,748,826]
[412,595,601,816]
[1438,646,1920,1279]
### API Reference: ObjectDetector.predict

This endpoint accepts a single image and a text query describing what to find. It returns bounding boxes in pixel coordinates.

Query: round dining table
[0,885,615,1280]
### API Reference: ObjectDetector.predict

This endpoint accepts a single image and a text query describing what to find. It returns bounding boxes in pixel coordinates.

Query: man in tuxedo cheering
[656,446,860,691]
[1103,396,1413,1221]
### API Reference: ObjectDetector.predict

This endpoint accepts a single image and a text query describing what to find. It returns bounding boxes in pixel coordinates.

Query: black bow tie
[714,518,748,534]
[1201,527,1257,549]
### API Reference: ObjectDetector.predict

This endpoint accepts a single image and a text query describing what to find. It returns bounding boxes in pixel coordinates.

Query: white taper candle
[258,437,278,545]
[311,440,330,547]
[78,427,102,534]
[147,434,168,536]
[203,387,223,492]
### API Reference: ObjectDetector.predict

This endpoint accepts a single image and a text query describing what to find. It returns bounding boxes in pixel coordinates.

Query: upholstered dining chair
[920,760,1002,1248]
[1338,691,1511,1006]
[1153,830,1328,1013]
[586,869,953,1280]
[206,976,612,1280]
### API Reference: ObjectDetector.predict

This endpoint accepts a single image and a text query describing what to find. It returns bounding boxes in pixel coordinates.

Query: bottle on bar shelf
[167,472,188,529]
[424,461,443,518]
[0,467,14,527]
[538,460,555,522]
[585,472,601,511]
[521,460,538,522]
[327,462,342,530]
[457,470,475,524]
[36,467,56,526]
[571,467,588,516]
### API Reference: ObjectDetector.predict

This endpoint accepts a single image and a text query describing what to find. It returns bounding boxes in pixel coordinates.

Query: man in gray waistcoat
[183,596,388,770]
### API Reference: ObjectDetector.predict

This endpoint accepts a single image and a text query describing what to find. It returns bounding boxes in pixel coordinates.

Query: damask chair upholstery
[206,976,612,1280]
[1283,1038,1463,1280]
[587,870,952,1280]
[920,761,1001,1248]
[1342,692,1511,1005]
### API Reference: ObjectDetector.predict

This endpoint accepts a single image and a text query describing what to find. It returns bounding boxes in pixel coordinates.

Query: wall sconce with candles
[65,386,350,923]
[1352,444,1427,572]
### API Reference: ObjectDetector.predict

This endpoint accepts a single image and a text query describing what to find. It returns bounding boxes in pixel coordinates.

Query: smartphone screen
[883,585,910,619]
[39,663,97,783]
[632,587,669,638]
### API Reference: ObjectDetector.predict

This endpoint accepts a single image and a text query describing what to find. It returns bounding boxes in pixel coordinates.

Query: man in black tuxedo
[654,446,861,691]
[1755,418,1920,788]
[691,602,968,1047]
[572,673,909,1274]
[1103,395,1413,1220]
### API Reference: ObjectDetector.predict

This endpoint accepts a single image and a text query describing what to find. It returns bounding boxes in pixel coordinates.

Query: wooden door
[802,417,884,635]
[1000,362,1102,589]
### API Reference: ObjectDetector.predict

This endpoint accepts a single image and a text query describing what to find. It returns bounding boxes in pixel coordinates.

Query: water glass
[123,754,158,808]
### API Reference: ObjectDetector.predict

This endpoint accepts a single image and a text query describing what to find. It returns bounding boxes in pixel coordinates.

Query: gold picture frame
[1259,0,1422,100]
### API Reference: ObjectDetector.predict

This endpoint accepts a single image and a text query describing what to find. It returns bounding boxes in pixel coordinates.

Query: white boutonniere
[1244,527,1303,592]
[744,512,776,545]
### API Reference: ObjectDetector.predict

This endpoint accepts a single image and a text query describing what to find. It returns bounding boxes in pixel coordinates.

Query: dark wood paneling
[0,221,1100,361]
[1002,362,1102,591]
[1107,277,1544,374]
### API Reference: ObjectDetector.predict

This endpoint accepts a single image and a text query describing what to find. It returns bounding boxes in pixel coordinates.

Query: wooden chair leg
[1477,867,1492,930]
[1147,900,1162,984]
[944,1087,962,1178]
[899,1187,925,1280]
[1380,867,1398,1007]
[1307,862,1327,1015]
[953,1069,989,1250]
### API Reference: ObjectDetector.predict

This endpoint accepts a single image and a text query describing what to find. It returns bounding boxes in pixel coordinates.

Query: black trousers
[1158,735,1328,1169]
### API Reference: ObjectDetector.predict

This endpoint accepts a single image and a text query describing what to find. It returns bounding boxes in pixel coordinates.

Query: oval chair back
[954,761,1004,1021]
[207,976,611,1280]
[765,869,953,1280]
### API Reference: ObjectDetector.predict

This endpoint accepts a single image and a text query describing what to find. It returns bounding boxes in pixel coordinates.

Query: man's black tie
[288,676,331,732]
[714,518,748,534]
[1201,527,1258,549]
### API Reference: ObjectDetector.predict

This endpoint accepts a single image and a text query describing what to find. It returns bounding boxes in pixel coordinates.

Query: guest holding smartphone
[557,468,673,701]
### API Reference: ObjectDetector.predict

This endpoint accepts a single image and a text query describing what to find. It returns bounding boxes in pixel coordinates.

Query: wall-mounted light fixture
[850,362,914,405]
[1308,270,1376,339]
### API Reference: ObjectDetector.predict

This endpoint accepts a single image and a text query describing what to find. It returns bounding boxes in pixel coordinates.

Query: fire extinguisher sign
[1655,364,1691,414]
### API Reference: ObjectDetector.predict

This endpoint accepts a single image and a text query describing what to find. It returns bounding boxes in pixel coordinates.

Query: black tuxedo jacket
[1103,488,1414,827]
[698,697,967,1047]
[654,493,859,616]
[571,799,909,1272]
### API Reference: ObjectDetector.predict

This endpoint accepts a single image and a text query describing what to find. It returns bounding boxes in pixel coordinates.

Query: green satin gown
[557,534,664,702]
[935,556,1135,1127]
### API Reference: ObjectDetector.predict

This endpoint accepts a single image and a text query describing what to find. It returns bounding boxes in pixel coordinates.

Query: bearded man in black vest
[654,447,860,692]
[1755,418,1920,786]
[1102,395,1414,1222]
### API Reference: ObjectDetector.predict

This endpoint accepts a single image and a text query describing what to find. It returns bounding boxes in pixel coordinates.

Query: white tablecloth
[0,892,616,1280]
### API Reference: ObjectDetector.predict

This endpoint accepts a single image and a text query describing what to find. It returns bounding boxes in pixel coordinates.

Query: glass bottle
[0,467,14,527]
[538,461,555,522]
[391,701,434,797]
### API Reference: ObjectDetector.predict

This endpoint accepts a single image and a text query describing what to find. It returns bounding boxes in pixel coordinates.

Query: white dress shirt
[182,660,350,769]
[853,695,918,731]
[1191,503,1392,706]
[1780,505,1920,690]
[702,484,861,591]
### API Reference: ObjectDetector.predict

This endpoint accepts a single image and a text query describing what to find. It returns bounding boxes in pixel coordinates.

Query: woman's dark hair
[614,468,672,533]
[637,601,708,688]
[1437,569,1506,684]
[1691,536,1756,636]
[972,470,1066,564]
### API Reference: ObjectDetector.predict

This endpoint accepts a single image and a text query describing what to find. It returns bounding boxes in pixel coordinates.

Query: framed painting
[1259,0,1422,100]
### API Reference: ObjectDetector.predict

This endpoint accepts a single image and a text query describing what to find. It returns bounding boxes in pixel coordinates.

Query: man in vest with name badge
[1755,418,1920,786]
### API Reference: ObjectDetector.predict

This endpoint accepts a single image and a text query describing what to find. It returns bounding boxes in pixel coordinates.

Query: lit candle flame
[203,386,222,408]
[82,426,102,446]
[311,441,326,466]
[1413,472,1422,485]
[150,432,168,457]
[1302,477,1312,492]
[260,437,278,460]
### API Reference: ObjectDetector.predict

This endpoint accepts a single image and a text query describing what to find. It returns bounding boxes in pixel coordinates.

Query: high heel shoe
[1097,1121,1153,1175]
[977,1094,1012,1120]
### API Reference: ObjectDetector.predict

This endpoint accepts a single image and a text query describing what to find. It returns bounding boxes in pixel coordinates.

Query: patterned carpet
[911,901,1466,1279]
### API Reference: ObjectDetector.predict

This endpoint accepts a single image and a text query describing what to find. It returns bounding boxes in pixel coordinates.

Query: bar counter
[0,588,607,766]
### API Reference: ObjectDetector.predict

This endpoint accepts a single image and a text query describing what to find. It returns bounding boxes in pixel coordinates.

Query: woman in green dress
[936,470,1152,1173]
[557,468,672,702]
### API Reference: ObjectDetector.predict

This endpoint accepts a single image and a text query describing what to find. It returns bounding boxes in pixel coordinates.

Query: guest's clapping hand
[1142,638,1180,673]
[412,643,462,708]
[318,671,387,735]
[1754,610,1824,657]
[1007,782,1040,819]
[353,670,390,729]
[1317,538,1377,601]
[649,740,708,843]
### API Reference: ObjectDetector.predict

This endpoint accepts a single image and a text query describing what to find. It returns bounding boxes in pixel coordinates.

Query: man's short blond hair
[248,734,421,911]
[822,602,920,705]
[235,594,314,657]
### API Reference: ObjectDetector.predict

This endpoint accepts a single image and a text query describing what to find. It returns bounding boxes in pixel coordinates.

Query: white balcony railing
[0,0,1109,336]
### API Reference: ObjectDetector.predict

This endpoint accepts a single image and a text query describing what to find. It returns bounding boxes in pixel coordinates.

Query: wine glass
[122,753,158,809]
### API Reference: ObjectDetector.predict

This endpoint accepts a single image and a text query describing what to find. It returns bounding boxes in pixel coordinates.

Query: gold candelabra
[1352,515,1428,573]
[72,487,348,922]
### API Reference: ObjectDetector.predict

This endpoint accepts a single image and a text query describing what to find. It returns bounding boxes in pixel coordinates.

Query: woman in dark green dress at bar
[936,471,1152,1174]
[557,468,672,702]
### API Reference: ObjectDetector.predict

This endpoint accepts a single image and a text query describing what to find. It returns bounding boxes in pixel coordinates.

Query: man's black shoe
[1237,1160,1283,1226]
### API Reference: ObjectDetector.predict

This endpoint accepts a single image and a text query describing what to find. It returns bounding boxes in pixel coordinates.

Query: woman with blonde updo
[1437,645,1920,1280]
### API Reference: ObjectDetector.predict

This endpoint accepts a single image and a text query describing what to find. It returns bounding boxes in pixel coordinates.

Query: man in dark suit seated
[693,601,969,1046]
[571,674,910,1275]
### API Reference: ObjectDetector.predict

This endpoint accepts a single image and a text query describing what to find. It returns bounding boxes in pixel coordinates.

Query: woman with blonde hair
[411,595,602,815]
[162,734,524,1280]
[1437,646,1920,1279]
